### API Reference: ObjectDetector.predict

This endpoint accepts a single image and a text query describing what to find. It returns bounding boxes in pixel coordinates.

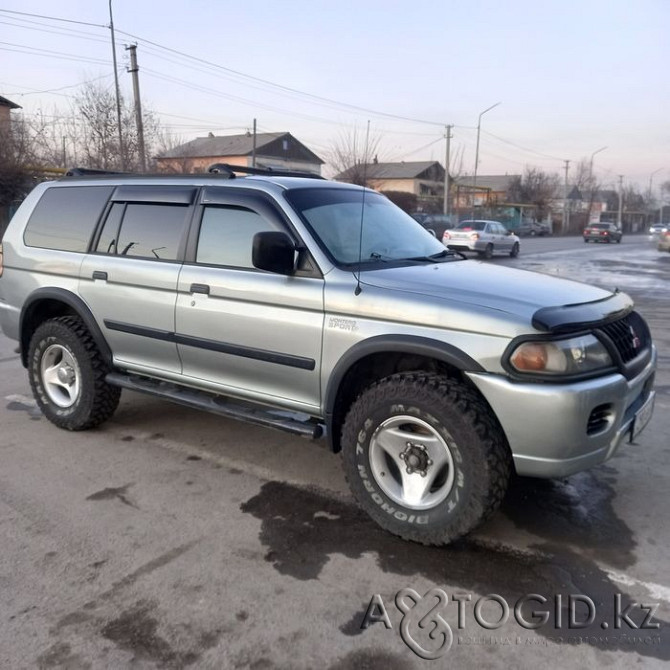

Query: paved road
[1,236,669,669]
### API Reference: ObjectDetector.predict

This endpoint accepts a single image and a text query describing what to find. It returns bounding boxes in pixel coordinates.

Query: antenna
[355,120,371,296]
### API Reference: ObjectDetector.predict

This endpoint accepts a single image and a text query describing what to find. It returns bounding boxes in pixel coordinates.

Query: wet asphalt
[0,234,668,669]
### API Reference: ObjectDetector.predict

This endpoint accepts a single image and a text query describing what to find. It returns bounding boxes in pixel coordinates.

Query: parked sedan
[658,229,670,252]
[443,220,520,258]
[583,222,622,243]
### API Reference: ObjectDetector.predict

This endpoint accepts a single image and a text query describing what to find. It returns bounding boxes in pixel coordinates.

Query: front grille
[599,312,650,364]
[587,403,613,435]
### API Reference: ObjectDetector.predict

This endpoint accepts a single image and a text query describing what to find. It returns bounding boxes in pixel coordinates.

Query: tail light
[470,233,480,240]
[443,232,451,240]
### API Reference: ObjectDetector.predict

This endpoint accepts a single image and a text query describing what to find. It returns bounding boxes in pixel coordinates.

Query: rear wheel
[341,372,512,545]
[584,238,589,243]
[28,316,121,430]
[482,243,494,259]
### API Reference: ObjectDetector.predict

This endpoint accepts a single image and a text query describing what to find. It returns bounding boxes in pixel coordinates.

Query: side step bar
[105,372,324,440]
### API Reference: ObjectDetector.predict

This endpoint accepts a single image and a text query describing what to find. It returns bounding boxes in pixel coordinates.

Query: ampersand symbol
[395,588,453,660]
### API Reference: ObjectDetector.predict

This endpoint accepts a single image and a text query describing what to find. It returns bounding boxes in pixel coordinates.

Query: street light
[589,146,607,182]
[472,102,501,213]
[648,168,664,223]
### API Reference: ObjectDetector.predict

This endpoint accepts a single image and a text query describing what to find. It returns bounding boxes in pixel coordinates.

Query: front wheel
[510,242,520,258]
[28,316,121,430]
[341,373,512,545]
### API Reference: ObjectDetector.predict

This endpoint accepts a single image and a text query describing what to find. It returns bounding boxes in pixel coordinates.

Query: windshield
[285,188,448,266]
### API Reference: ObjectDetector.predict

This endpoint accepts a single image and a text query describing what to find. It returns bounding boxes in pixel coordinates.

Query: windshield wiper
[404,249,462,262]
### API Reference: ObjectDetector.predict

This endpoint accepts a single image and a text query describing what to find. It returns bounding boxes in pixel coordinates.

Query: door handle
[92,271,108,281]
[190,283,210,295]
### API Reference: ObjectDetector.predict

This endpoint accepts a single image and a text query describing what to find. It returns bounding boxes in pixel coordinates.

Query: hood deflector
[532,291,633,333]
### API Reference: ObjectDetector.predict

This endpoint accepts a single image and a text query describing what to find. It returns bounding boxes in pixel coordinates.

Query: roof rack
[62,164,325,180]
[207,163,324,180]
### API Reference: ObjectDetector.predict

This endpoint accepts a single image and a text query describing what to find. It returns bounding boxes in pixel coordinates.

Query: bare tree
[507,167,560,221]
[0,115,37,209]
[327,125,384,186]
[71,81,163,171]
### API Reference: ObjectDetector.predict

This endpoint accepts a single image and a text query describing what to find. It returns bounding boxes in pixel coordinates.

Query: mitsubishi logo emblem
[629,325,641,350]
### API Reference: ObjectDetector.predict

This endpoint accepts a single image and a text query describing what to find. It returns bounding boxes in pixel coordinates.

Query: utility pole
[108,0,125,170]
[617,175,624,229]
[252,118,257,168]
[126,44,146,171]
[443,125,453,217]
[563,159,570,234]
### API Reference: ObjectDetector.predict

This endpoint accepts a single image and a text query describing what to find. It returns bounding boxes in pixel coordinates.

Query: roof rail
[65,167,128,177]
[207,163,324,180]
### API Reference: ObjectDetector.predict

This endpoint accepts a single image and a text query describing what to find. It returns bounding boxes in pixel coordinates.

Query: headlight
[508,334,613,376]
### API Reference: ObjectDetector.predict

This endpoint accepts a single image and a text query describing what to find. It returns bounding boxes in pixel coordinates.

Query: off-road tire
[28,316,121,430]
[510,242,520,258]
[341,372,512,545]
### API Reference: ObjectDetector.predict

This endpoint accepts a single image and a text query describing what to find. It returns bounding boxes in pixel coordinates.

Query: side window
[96,203,189,260]
[96,203,124,254]
[196,206,275,269]
[24,186,113,252]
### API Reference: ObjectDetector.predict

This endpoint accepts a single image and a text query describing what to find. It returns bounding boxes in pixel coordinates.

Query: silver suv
[0,166,657,545]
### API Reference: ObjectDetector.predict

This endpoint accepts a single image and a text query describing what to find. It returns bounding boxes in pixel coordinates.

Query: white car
[649,223,667,235]
[443,220,520,259]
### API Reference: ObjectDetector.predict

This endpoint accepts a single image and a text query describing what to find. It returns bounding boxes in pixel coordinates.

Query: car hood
[359,260,627,330]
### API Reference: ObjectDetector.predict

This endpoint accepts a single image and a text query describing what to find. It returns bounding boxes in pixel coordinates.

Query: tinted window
[24,186,113,252]
[95,203,124,254]
[196,206,275,268]
[115,204,189,260]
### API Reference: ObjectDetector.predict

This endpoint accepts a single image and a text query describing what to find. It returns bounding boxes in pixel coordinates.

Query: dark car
[411,213,454,239]
[516,221,551,237]
[583,222,622,243]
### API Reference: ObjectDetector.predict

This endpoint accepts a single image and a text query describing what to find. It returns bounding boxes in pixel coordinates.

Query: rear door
[79,185,196,374]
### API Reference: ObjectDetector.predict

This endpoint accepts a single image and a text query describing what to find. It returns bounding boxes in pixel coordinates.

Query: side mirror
[252,231,296,275]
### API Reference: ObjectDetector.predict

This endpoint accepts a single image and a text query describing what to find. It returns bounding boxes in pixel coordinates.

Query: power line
[0,8,106,29]
[116,27,447,127]
[0,42,110,66]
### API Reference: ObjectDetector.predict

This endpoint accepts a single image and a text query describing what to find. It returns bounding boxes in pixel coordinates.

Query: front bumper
[466,345,657,478]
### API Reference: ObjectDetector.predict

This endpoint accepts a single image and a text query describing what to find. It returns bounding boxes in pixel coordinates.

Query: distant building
[155,132,324,175]
[334,161,445,200]
[0,94,21,128]
[453,175,520,208]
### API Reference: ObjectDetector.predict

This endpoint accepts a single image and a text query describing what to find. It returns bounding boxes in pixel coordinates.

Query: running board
[105,372,324,440]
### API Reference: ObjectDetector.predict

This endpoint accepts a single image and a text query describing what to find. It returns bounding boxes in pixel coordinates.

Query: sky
[1,0,668,192]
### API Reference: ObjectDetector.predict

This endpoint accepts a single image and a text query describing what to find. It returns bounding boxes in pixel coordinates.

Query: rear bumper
[466,345,657,478]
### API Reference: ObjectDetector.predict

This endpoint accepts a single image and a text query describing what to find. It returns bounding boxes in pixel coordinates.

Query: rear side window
[96,203,190,261]
[24,186,113,252]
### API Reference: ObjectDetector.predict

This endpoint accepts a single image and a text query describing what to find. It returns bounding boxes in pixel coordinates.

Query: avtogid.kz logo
[360,589,661,660]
